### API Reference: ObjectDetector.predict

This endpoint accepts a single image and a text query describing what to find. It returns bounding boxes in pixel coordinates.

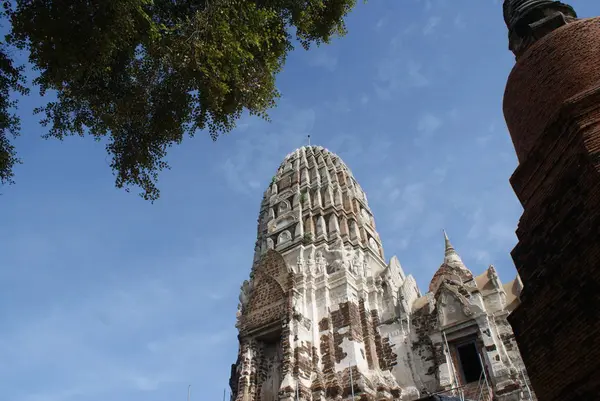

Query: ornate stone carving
[328,258,350,274]
[307,255,316,274]
[296,255,305,272]
[237,279,255,321]
[315,251,327,273]
[362,259,369,277]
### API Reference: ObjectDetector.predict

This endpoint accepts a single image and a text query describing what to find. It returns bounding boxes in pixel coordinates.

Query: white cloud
[423,16,441,36]
[386,182,427,227]
[414,113,443,146]
[417,113,442,136]
[488,220,516,245]
[472,249,492,264]
[0,234,241,401]
[326,96,351,113]
[416,0,434,11]
[218,104,315,194]
[374,59,430,100]
[407,61,430,88]
[454,14,466,29]
[476,135,493,146]
[307,46,338,72]
[433,166,448,184]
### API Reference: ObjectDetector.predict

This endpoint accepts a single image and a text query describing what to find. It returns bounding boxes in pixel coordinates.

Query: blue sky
[1,1,598,401]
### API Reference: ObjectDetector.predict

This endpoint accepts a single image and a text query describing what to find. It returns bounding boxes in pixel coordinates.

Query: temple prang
[229,146,535,401]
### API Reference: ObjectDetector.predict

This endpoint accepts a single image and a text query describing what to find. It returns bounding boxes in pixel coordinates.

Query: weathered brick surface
[371,310,386,370]
[370,309,397,371]
[319,319,342,395]
[429,264,473,293]
[240,250,291,334]
[331,301,363,363]
[503,18,600,163]
[411,307,438,379]
[504,18,600,401]
[359,300,376,369]
[293,340,313,380]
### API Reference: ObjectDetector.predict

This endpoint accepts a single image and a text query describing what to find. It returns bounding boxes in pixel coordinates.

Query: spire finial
[503,0,577,58]
[503,0,575,29]
[443,229,455,257]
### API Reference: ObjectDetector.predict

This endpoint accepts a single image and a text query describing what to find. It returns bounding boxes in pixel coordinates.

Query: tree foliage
[0,34,28,185]
[1,0,356,200]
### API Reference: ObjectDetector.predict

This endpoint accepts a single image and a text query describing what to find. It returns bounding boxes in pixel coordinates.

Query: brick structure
[230,146,534,401]
[501,1,600,400]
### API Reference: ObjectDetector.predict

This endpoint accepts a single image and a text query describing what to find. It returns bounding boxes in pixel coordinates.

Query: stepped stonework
[229,146,535,401]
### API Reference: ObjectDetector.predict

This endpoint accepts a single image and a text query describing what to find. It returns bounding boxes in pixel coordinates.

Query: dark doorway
[456,341,483,383]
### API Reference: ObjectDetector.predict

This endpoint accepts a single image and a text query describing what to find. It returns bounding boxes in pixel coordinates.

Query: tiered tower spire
[429,230,473,293]
[231,145,414,401]
[253,145,385,275]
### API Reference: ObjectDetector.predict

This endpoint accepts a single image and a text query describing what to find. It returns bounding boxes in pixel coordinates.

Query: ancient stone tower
[229,146,535,401]
[502,0,600,400]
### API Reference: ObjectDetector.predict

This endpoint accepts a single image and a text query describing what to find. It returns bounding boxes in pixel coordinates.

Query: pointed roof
[443,230,466,267]
[429,230,474,293]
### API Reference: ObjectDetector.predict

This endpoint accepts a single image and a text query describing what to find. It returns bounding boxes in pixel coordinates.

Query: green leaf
[2,0,357,199]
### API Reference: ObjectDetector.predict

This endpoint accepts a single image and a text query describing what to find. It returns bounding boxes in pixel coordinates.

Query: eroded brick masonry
[229,145,535,401]
[502,1,600,400]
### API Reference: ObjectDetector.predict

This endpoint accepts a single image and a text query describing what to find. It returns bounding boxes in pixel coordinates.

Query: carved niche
[277,200,291,215]
[369,237,379,252]
[277,230,292,246]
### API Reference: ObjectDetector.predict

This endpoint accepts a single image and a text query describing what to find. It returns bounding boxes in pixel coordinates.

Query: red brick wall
[505,69,600,401]
[503,17,600,163]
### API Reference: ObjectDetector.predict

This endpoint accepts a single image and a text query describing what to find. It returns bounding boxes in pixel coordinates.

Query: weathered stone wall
[408,306,438,394]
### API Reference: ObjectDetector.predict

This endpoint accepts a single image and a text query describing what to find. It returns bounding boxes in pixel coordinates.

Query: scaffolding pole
[477,353,492,400]
[475,370,486,401]
[443,331,464,401]
[349,360,356,401]
[521,368,533,401]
